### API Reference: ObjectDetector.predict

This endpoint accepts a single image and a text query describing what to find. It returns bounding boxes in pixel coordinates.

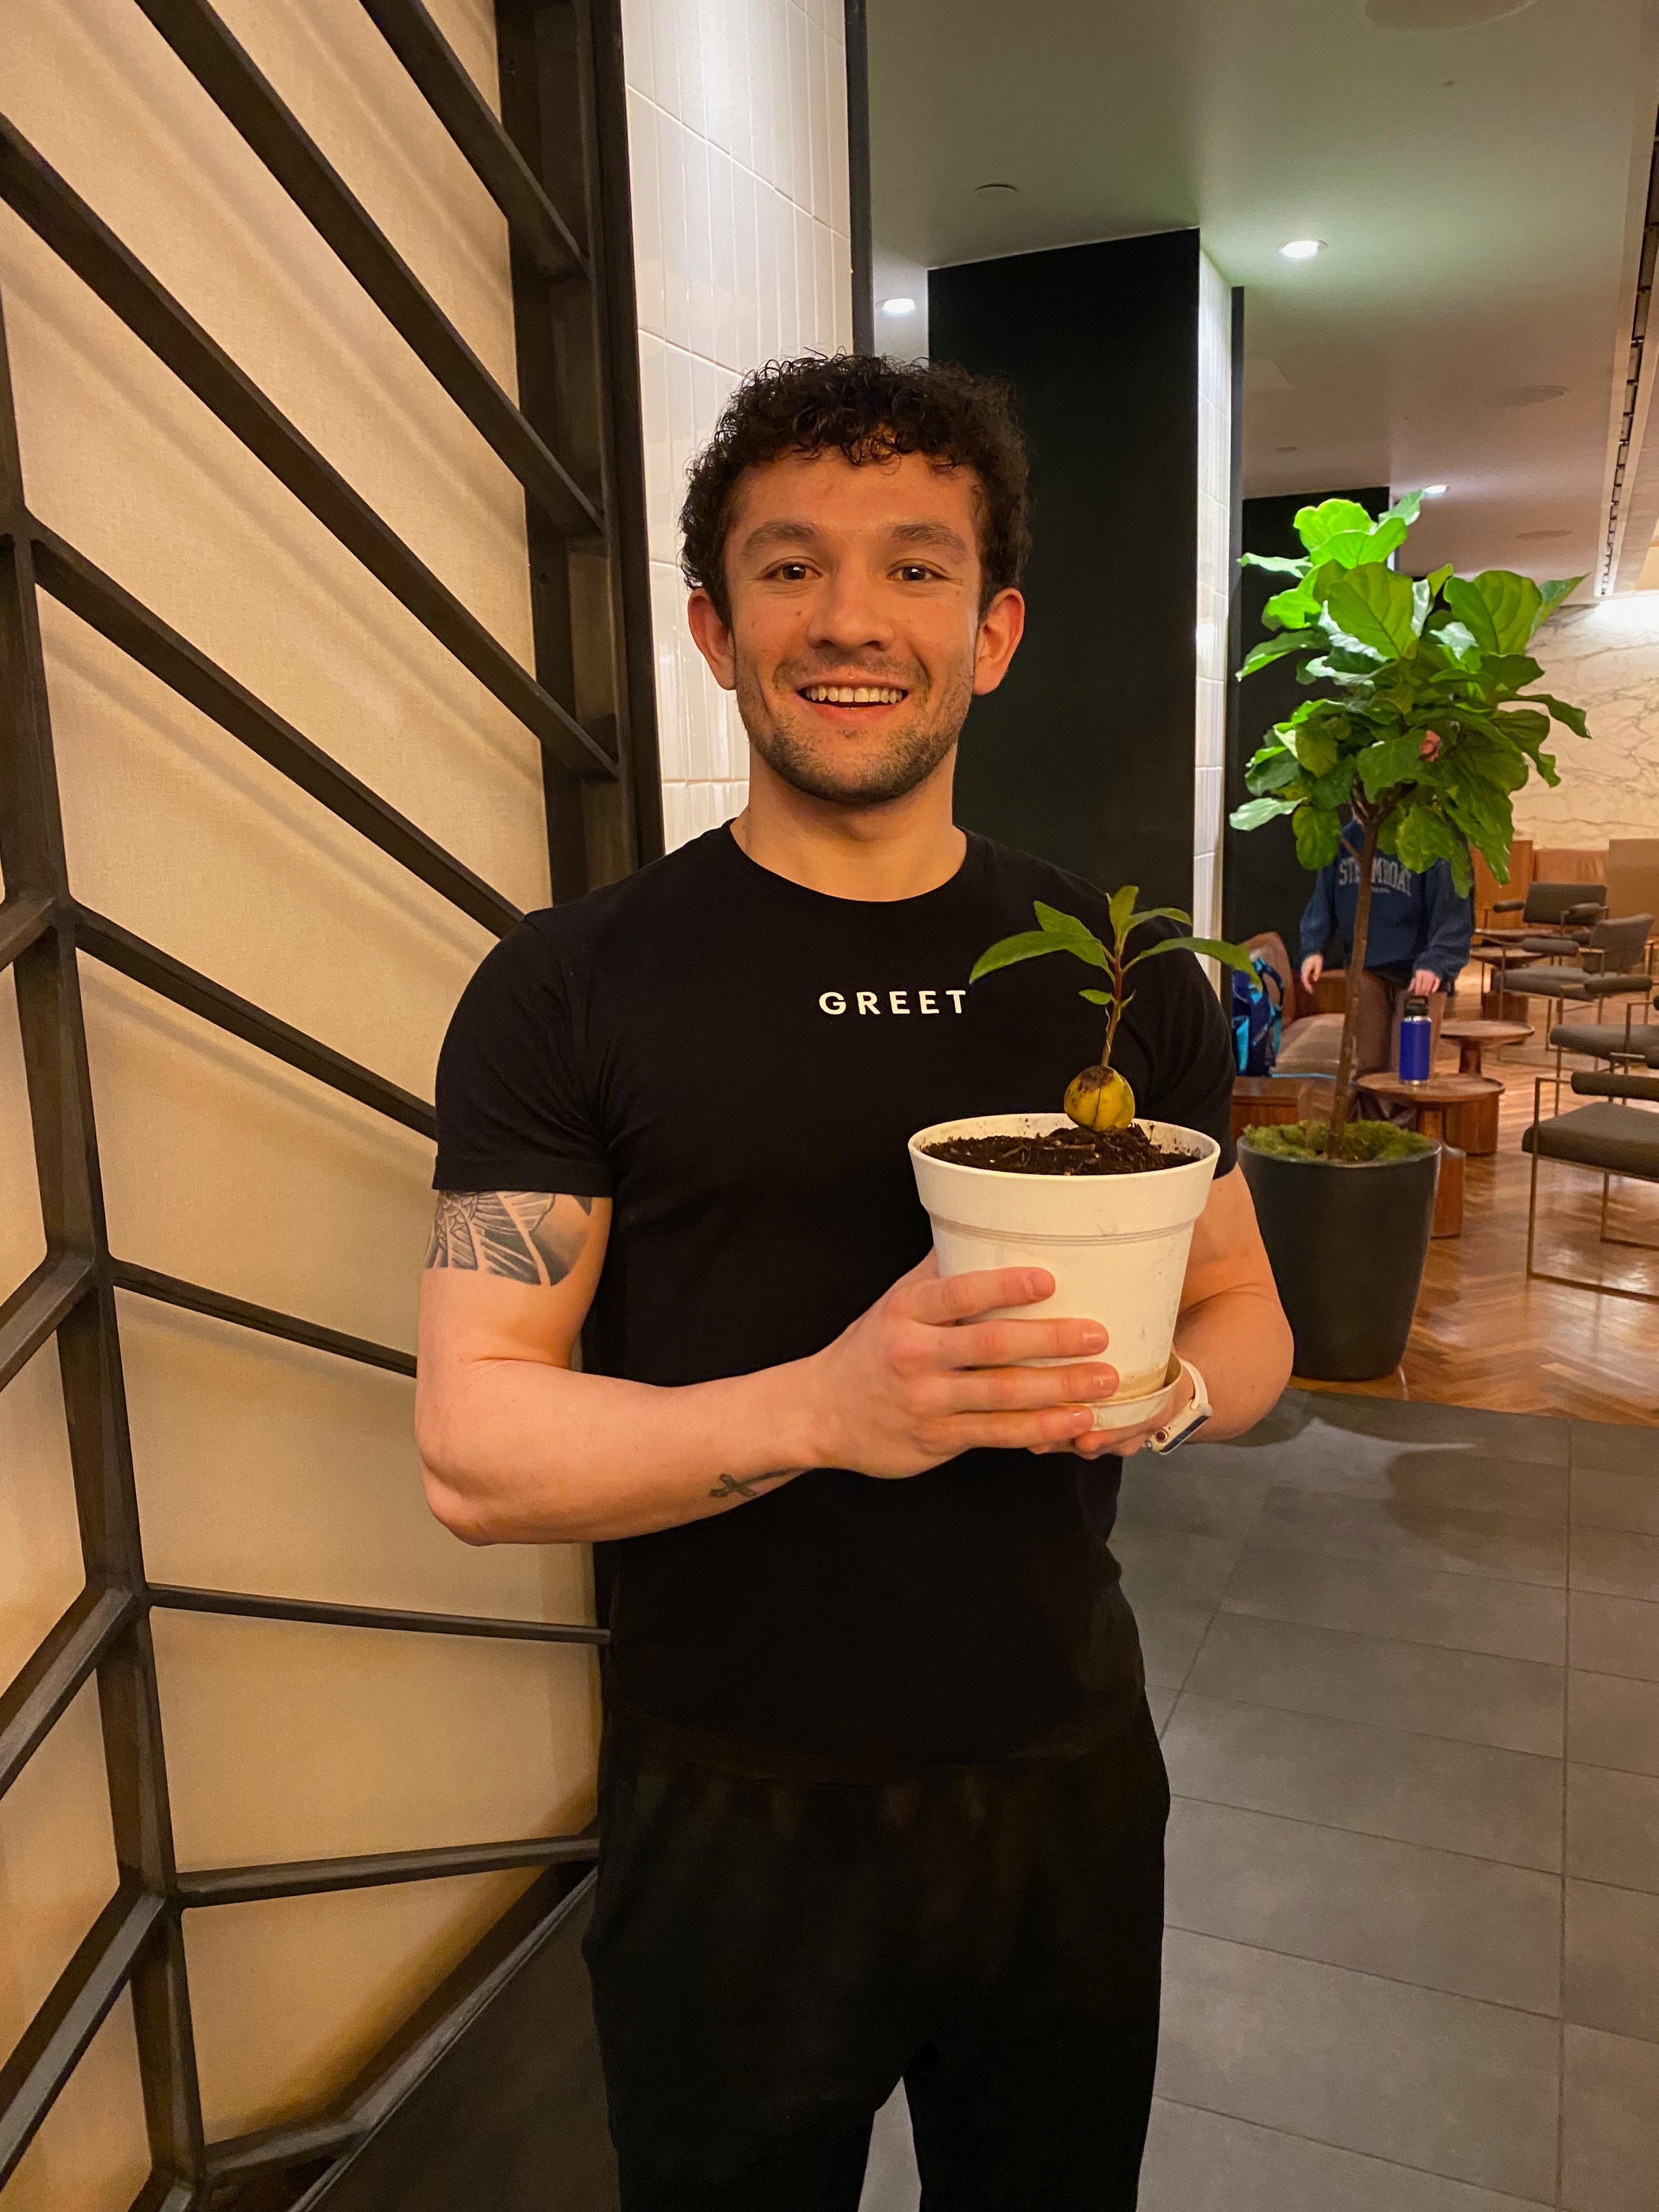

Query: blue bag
[1231,952,1284,1076]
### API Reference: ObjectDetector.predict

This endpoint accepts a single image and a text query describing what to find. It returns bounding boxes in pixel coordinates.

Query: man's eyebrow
[887,520,972,557]
[736,516,973,561]
[738,517,828,558]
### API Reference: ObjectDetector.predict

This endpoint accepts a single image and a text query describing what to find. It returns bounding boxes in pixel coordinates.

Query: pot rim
[909,1111,1221,1187]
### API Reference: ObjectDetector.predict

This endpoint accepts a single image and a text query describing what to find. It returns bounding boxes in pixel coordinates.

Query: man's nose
[805,567,894,654]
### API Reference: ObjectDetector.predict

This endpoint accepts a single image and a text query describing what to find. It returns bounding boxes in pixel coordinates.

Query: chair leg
[1601,1171,1611,1242]
[1526,1079,1543,1282]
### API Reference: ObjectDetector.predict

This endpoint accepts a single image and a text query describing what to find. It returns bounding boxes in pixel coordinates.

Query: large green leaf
[1238,629,1323,679]
[1356,732,1425,798]
[1107,884,1138,946]
[1293,805,1343,870]
[1536,576,1583,620]
[1307,758,1357,810]
[1286,722,1339,777]
[969,930,1072,983]
[1032,901,1099,947]
[1520,692,1590,740]
[1295,499,1377,554]
[1231,794,1299,831]
[1325,565,1419,659]
[1263,583,1324,632]
[1245,747,1302,794]
[1125,906,1196,933]
[1379,489,1425,531]
[1127,933,1259,976]
[1238,553,1310,576]
[1392,805,1458,872]
[1478,652,1543,695]
[1442,571,1542,657]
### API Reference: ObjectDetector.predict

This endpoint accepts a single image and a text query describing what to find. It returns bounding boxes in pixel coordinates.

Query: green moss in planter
[1242,1119,1436,1164]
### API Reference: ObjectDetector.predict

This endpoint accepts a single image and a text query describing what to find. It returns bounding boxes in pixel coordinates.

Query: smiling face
[686,447,1025,809]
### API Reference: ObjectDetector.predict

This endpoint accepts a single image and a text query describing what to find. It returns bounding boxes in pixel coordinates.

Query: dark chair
[1503,916,1656,1100]
[1522,1068,1659,1304]
[1481,881,1606,940]
[1551,988,1659,1075]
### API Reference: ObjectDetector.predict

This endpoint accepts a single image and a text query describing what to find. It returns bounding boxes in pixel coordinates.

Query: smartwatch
[1148,1357,1212,1454]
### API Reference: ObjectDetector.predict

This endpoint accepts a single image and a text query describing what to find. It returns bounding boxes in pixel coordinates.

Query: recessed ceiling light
[976,181,1019,195]
[1518,527,1570,540]
[881,296,917,316]
[1276,445,1299,454]
[1487,384,1568,407]
[1279,239,1326,261]
[1423,484,1449,497]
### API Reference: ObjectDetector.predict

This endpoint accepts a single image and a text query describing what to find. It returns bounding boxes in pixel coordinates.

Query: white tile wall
[1192,250,1232,943]
[621,0,853,847]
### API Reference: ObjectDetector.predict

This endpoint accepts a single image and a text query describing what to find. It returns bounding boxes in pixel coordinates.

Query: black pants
[583,1695,1170,2210]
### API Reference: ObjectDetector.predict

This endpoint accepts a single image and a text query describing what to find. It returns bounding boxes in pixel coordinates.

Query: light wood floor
[1295,996,1659,1424]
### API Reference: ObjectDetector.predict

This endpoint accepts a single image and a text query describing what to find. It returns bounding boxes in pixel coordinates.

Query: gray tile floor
[857,1390,1659,2212]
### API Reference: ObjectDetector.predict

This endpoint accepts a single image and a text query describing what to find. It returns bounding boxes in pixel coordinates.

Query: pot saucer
[1088,1354,1182,1432]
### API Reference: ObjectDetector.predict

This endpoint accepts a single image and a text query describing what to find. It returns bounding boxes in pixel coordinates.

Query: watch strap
[1148,1357,1211,1455]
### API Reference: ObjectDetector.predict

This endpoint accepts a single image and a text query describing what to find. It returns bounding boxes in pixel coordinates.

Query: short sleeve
[432,919,612,1197]
[1142,946,1239,1176]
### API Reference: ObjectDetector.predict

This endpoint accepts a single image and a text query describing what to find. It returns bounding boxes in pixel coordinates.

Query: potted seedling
[910,891,1254,1430]
[1228,489,1592,1376]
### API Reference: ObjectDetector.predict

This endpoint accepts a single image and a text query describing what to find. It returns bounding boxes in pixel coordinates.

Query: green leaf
[1263,583,1323,631]
[1286,722,1339,777]
[1429,617,1480,665]
[1357,732,1426,798]
[1392,806,1458,872]
[1379,489,1425,531]
[1325,565,1419,659]
[1078,988,1115,1006]
[1478,653,1543,695]
[1125,906,1195,932]
[1246,747,1302,794]
[1424,562,1453,595]
[1520,692,1590,740]
[1442,571,1542,657]
[1307,758,1357,810]
[1126,934,1259,975]
[1293,805,1343,870]
[1359,517,1409,566]
[1295,499,1377,555]
[1238,553,1310,576]
[1231,794,1299,831]
[1238,629,1323,678]
[1107,884,1138,947]
[1032,900,1098,945]
[1536,576,1583,619]
[969,930,1071,983]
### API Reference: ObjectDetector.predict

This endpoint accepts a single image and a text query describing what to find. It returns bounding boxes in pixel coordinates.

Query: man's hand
[803,1254,1118,1478]
[1300,953,1324,991]
[1030,1363,1195,1462]
[1409,968,1442,997]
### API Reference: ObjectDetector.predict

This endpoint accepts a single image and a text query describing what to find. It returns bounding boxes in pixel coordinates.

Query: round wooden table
[1353,1071,1504,1237]
[1437,1019,1532,1155]
[1470,946,1534,1025]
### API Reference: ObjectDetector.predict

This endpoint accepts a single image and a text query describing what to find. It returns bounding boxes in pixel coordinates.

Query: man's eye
[765,562,812,582]
[896,563,941,583]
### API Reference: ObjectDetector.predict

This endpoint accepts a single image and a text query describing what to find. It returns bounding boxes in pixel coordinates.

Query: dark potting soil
[923,1125,1195,1177]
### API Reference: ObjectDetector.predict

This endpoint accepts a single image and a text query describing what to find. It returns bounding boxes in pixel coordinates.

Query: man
[1299,812,1474,1098]
[418,355,1293,2210]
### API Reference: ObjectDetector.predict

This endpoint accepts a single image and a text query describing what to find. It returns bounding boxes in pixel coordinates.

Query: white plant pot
[909,1112,1221,1431]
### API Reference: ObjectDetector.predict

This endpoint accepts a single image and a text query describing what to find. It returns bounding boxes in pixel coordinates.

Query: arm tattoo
[707,1470,797,1503]
[426,1190,594,1285]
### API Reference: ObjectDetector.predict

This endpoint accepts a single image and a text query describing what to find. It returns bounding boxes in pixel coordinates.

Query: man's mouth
[798,682,909,708]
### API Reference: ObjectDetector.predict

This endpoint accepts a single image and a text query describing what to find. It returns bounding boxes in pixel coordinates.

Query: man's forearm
[1173,1283,1294,1441]
[418,1356,825,1545]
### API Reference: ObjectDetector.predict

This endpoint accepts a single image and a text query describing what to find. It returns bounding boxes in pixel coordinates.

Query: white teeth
[803,684,905,704]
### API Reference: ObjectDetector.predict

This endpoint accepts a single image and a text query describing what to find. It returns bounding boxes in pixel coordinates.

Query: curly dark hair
[679,353,1031,623]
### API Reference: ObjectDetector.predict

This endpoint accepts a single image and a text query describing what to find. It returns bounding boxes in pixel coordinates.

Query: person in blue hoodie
[1299,816,1473,1104]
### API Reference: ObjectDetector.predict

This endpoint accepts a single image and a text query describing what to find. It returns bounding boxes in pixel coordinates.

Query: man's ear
[972,588,1025,697]
[687,589,737,693]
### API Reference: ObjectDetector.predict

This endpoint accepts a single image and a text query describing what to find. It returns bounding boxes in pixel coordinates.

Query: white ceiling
[868,0,1659,592]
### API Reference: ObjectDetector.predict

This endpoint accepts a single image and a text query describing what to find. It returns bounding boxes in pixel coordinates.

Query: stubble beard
[732,656,974,808]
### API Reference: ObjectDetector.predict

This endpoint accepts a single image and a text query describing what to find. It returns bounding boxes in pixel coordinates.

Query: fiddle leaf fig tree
[1230,490,1592,1159]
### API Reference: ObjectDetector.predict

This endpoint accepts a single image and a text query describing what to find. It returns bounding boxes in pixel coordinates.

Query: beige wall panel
[82,961,431,1350]
[184,1867,535,2139]
[0,1683,119,2060]
[121,1296,592,1626]
[3,0,531,642]
[0,209,552,916]
[153,1607,596,1869]
[0,969,46,1289]
[0,1347,81,1695]
[44,598,496,1105]
[0,1988,150,2212]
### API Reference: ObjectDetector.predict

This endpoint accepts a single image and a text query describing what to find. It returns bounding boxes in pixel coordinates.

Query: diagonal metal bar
[72,903,436,1139]
[109,1260,417,1378]
[33,528,520,939]
[0,1249,97,1393]
[0,1584,139,1799]
[131,0,599,537]
[126,2176,196,2212]
[0,1884,167,2188]
[148,1582,608,1647]
[0,886,54,972]
[358,0,585,279]
[0,116,616,781]
[177,1831,599,1908]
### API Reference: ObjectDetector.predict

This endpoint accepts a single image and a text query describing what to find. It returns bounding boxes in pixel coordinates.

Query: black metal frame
[0,1,653,2201]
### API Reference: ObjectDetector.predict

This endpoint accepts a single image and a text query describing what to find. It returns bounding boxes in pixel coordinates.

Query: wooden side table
[1471,946,1533,1024]
[1353,1071,1503,1237]
[1231,1075,1315,1141]
[1438,1019,1532,1155]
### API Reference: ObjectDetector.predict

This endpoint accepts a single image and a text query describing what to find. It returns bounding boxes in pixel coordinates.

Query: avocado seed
[1064,1064,1136,1131]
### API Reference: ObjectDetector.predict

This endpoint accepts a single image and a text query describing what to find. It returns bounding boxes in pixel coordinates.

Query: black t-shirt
[433,827,1237,1776]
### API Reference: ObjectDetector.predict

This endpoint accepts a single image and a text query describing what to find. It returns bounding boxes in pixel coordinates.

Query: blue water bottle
[1398,994,1433,1082]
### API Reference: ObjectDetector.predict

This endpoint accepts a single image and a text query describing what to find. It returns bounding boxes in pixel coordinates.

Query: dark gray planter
[1239,1137,1440,1381]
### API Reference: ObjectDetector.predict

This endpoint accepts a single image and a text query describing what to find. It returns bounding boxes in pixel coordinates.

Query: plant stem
[1327,809,1386,1159]
[1103,940,1125,1065]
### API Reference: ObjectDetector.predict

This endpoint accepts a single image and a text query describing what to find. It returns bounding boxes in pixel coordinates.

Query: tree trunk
[1326,812,1383,1159]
